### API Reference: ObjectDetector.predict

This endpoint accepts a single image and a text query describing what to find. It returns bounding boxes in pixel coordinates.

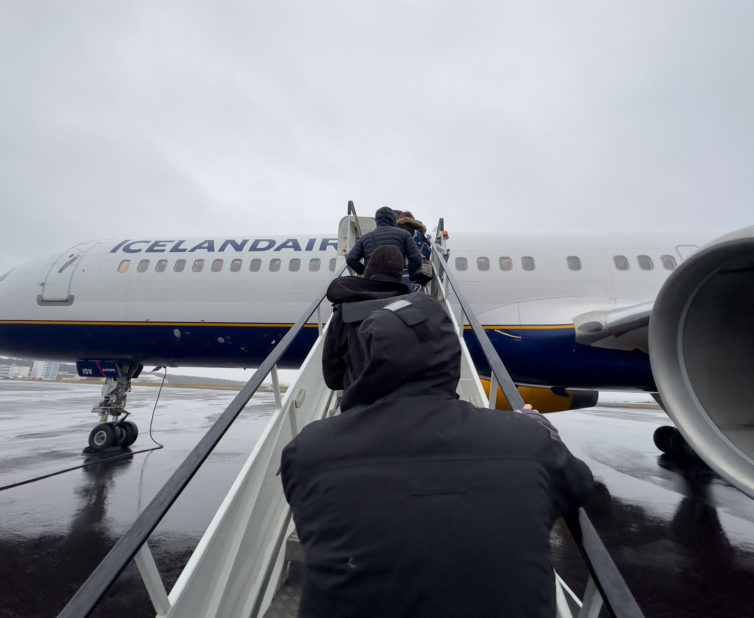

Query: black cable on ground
[0,368,169,492]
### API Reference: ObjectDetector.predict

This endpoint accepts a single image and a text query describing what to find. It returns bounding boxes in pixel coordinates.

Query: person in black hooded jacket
[346,206,423,280]
[281,294,594,618]
[322,245,410,391]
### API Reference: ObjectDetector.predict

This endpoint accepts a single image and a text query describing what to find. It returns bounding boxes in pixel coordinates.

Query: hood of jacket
[340,294,461,410]
[327,276,411,304]
[395,215,426,234]
[375,206,396,226]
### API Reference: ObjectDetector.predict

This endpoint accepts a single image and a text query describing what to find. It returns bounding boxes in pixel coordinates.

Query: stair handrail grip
[57,264,348,618]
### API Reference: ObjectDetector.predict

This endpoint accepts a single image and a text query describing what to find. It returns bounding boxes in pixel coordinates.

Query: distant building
[31,361,61,380]
[0,364,31,379]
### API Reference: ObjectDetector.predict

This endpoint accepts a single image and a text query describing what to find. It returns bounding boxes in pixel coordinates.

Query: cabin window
[521,256,535,271]
[455,257,468,271]
[660,254,677,270]
[118,260,130,273]
[637,255,653,271]
[137,259,150,273]
[329,258,337,272]
[211,259,224,272]
[174,259,186,273]
[270,258,281,272]
[289,258,301,272]
[230,259,242,272]
[567,256,582,271]
[477,257,490,271]
[155,259,168,273]
[309,258,321,272]
[613,255,629,271]
[499,256,513,271]
[192,259,205,273]
[250,258,261,272]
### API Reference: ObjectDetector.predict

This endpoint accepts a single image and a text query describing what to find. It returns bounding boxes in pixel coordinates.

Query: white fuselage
[0,229,714,389]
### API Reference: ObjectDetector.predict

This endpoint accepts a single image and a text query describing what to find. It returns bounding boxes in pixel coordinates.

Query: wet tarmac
[1,381,753,617]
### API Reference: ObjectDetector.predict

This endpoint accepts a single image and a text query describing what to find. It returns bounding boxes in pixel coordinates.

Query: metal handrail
[347,199,363,238]
[430,245,643,618]
[58,264,348,618]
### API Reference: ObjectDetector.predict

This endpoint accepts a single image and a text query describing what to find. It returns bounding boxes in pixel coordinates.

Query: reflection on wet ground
[550,407,754,617]
[0,381,273,617]
[1,382,753,616]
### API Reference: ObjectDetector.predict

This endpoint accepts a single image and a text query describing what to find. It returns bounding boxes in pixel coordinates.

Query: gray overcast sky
[1,1,753,274]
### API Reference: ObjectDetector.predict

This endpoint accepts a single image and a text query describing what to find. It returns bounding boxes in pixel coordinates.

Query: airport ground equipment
[58,204,643,618]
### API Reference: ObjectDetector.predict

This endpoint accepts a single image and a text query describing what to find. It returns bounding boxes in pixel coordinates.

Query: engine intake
[649,226,754,497]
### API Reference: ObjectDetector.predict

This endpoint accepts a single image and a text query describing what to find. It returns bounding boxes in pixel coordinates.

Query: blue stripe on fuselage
[0,322,654,389]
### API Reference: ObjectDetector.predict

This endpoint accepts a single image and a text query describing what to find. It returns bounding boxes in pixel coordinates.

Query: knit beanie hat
[364,245,405,282]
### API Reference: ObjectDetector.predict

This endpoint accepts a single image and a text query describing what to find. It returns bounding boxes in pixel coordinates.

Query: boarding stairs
[59,203,643,618]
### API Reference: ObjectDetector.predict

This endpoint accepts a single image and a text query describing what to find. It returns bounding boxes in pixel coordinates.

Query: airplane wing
[573,301,653,353]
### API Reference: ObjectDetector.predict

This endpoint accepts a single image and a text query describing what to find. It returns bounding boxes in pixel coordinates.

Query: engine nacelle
[649,226,754,498]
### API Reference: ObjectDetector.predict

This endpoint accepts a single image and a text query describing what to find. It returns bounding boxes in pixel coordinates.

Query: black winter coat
[346,207,423,277]
[322,275,411,391]
[282,295,594,617]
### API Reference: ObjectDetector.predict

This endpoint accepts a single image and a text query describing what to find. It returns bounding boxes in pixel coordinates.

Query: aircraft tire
[121,421,138,447]
[89,423,117,450]
[653,425,695,458]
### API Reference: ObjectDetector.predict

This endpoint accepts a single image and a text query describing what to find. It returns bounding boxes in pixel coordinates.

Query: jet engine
[649,226,754,498]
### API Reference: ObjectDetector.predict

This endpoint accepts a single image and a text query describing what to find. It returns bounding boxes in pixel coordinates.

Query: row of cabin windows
[119,253,680,275]
[118,257,338,274]
[453,254,678,272]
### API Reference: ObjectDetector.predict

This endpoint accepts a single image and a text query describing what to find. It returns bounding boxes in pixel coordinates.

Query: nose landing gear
[84,361,143,452]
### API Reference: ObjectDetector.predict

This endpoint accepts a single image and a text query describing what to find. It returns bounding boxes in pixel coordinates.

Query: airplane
[0,220,752,498]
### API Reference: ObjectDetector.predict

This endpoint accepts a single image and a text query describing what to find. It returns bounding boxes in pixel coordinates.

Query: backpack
[413,229,431,258]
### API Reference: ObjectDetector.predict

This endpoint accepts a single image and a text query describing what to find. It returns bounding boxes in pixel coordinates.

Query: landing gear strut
[86,362,142,452]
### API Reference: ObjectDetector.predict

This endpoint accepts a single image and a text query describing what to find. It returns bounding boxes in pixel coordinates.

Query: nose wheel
[88,420,139,450]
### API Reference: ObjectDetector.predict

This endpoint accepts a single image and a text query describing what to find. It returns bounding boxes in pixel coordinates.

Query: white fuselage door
[40,242,98,302]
